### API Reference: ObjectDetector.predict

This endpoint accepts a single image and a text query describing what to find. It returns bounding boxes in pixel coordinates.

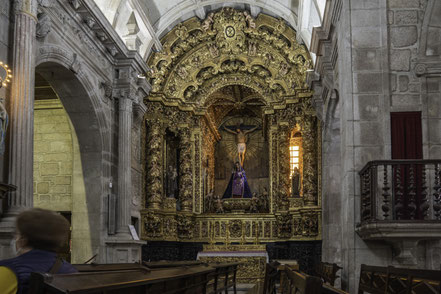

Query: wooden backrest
[285,267,322,294]
[73,263,149,272]
[262,262,280,294]
[385,266,441,294]
[358,264,388,294]
[321,283,349,294]
[143,260,204,269]
[208,262,240,294]
[29,265,215,294]
[359,264,441,294]
[316,262,343,286]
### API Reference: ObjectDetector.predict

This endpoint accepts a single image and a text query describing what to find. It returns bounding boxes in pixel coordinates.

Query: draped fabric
[222,166,252,198]
[390,112,423,219]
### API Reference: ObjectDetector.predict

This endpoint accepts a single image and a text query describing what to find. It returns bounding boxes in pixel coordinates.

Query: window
[289,145,300,176]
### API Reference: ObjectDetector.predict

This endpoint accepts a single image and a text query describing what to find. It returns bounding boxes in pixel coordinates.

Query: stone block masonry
[33,99,74,211]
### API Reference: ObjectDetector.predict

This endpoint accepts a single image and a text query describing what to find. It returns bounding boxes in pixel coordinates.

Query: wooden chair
[284,267,322,294]
[28,265,215,294]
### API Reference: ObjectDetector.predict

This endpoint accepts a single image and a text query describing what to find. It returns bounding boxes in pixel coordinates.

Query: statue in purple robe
[222,162,252,198]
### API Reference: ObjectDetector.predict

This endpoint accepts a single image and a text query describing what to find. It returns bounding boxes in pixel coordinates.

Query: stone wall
[33,98,92,263]
[314,0,441,291]
[34,99,73,211]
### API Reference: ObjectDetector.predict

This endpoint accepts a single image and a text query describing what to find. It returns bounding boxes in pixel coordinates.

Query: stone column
[116,98,133,236]
[278,124,290,211]
[146,120,162,210]
[8,0,38,213]
[179,127,193,212]
[302,115,317,206]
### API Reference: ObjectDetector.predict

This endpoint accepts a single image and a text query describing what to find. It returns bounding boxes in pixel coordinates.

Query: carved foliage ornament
[146,8,312,111]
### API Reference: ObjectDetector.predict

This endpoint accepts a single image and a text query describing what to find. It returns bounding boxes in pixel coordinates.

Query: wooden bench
[359,264,441,294]
[29,265,215,294]
[315,262,342,286]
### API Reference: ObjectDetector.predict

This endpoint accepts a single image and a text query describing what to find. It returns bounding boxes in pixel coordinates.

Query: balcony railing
[359,160,441,224]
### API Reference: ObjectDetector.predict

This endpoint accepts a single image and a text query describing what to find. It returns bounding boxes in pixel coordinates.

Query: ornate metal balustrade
[359,160,441,224]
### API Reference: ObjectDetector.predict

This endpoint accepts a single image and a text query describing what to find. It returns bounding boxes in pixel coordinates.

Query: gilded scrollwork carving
[146,8,312,112]
[177,214,195,238]
[179,127,193,212]
[302,115,317,206]
[143,212,162,238]
[276,213,293,238]
[278,124,290,211]
[146,120,163,210]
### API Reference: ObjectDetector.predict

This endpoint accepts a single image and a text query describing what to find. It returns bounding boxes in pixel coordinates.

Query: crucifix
[223,124,259,166]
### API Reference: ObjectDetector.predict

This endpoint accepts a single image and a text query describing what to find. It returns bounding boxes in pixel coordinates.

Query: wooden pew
[284,267,322,294]
[315,262,342,286]
[28,265,215,294]
[358,264,441,294]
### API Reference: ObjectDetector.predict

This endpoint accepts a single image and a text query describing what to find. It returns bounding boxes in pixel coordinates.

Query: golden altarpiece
[140,8,321,281]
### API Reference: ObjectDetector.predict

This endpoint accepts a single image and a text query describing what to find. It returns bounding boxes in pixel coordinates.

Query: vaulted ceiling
[92,0,326,60]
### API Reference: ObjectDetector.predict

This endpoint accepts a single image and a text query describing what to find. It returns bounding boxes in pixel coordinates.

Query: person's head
[235,162,240,169]
[14,208,70,254]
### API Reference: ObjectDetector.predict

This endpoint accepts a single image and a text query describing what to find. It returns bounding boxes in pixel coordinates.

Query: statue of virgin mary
[222,162,252,198]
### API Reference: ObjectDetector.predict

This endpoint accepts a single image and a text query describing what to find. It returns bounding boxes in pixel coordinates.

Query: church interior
[0,0,441,293]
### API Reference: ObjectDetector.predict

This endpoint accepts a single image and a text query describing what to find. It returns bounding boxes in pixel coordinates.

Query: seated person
[0,208,78,294]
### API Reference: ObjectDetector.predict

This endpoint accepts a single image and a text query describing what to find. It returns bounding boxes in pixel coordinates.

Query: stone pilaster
[8,0,38,213]
[302,115,317,206]
[146,120,162,210]
[116,97,133,236]
[278,124,290,211]
[179,127,193,212]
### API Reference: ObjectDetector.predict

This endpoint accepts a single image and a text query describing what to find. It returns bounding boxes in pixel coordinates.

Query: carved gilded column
[278,124,290,211]
[302,115,317,206]
[8,0,38,213]
[179,127,193,212]
[116,97,133,236]
[146,120,163,210]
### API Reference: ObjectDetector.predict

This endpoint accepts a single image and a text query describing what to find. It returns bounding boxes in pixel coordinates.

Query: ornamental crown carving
[146,8,312,113]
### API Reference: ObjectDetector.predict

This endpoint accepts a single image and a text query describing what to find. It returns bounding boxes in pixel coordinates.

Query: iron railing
[359,160,441,224]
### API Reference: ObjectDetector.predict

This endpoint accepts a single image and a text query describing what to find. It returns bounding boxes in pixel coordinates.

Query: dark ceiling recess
[35,73,58,100]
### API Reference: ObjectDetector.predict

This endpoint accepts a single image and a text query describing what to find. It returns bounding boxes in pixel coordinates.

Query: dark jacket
[0,249,77,294]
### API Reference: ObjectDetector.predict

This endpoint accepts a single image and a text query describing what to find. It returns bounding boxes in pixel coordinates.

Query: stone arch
[154,0,298,40]
[34,53,109,262]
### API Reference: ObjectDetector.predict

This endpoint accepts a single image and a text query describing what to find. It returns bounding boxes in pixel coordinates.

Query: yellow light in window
[293,158,299,163]
[293,151,299,157]
[293,146,299,151]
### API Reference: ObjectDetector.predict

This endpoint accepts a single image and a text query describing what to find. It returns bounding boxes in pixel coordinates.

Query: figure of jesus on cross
[223,124,259,166]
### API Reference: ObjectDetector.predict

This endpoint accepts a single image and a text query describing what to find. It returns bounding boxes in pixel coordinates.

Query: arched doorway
[34,61,106,263]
